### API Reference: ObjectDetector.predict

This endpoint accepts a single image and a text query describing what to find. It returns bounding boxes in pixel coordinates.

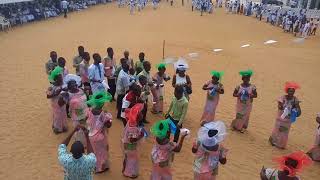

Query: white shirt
[61,0,69,9]
[116,70,132,95]
[88,63,105,82]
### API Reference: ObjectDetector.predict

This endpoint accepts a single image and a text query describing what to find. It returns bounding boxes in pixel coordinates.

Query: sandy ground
[0,2,320,180]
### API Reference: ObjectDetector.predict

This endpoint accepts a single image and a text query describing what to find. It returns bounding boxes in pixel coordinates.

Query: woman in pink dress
[64,75,88,146]
[231,69,257,133]
[122,103,145,178]
[47,66,68,134]
[86,91,113,173]
[150,119,187,180]
[152,63,171,114]
[260,151,312,180]
[193,121,228,180]
[201,71,224,125]
[307,113,320,162]
[269,82,301,149]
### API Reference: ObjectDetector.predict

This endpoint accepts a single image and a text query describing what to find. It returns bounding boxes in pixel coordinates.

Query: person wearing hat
[47,66,68,134]
[63,75,88,146]
[269,82,301,149]
[122,103,145,178]
[150,119,188,180]
[172,58,192,100]
[231,69,257,133]
[86,91,113,173]
[260,151,312,180]
[137,61,154,121]
[58,126,96,180]
[200,71,225,125]
[306,113,320,162]
[192,121,228,180]
[151,63,171,114]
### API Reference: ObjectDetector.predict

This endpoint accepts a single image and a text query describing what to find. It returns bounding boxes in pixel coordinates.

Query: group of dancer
[45,46,319,179]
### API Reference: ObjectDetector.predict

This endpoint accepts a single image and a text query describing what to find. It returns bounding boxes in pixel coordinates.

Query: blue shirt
[58,144,96,180]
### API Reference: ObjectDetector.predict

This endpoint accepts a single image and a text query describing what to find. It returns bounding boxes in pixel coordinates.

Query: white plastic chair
[0,16,11,31]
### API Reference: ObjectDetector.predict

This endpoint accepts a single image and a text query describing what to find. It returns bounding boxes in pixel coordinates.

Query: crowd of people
[0,0,109,27]
[44,45,320,179]
[225,0,319,38]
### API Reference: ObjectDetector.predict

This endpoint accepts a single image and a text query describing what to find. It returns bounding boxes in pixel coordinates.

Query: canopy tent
[0,0,34,5]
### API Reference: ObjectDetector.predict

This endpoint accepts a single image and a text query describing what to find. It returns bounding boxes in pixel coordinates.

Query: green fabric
[135,60,144,71]
[166,96,189,126]
[151,120,170,139]
[48,66,63,82]
[86,91,112,108]
[239,69,253,77]
[210,71,224,79]
[156,63,166,69]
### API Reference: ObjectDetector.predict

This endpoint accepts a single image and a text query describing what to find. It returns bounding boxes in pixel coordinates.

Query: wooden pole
[162,40,165,60]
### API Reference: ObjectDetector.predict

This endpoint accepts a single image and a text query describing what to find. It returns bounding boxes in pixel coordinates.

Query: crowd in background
[226,0,319,37]
[0,0,110,27]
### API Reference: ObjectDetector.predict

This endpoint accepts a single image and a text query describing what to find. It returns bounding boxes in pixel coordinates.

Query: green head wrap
[86,91,112,109]
[156,63,166,70]
[239,69,253,77]
[210,71,224,79]
[150,120,170,139]
[48,66,63,83]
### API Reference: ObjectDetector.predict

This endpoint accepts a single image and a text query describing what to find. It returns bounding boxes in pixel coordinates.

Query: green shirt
[167,96,189,126]
[135,60,144,72]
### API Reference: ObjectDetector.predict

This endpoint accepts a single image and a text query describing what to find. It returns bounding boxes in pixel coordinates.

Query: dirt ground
[0,2,319,180]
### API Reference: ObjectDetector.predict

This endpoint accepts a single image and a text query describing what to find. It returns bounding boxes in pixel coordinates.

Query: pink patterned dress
[201,81,223,123]
[152,73,169,113]
[151,141,177,180]
[68,90,88,146]
[231,84,256,130]
[307,126,320,161]
[47,85,67,133]
[193,142,228,180]
[269,96,299,149]
[87,110,112,172]
[122,125,142,178]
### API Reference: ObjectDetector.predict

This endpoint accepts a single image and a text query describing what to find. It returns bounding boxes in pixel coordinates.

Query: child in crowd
[58,57,69,78]
[201,71,224,125]
[165,86,189,142]
[152,63,170,114]
[231,69,257,133]
[121,84,142,126]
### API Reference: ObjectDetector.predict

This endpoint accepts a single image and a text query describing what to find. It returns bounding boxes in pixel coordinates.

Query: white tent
[0,0,34,5]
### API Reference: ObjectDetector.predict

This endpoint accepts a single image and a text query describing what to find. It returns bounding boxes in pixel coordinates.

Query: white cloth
[61,0,69,9]
[88,63,106,93]
[175,75,187,86]
[116,70,132,95]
